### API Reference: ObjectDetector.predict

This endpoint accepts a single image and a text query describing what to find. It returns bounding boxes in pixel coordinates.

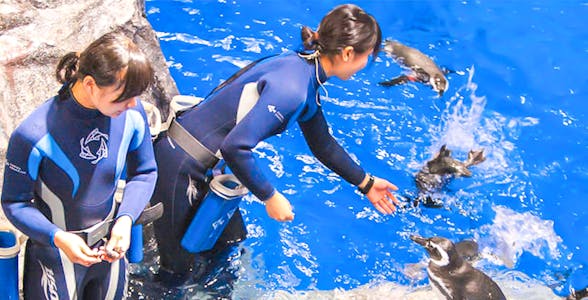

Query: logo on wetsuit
[267,105,284,123]
[186,175,199,207]
[39,260,58,300]
[79,128,109,164]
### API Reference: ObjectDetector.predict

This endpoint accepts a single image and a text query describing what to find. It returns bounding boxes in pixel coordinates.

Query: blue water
[139,1,588,298]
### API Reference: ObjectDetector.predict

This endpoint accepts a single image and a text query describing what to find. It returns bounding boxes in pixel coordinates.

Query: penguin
[411,235,506,300]
[379,40,449,96]
[455,239,480,262]
[567,287,588,300]
[414,144,485,207]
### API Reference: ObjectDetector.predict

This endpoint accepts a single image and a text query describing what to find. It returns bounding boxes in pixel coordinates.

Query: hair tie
[298,50,320,60]
[299,29,321,60]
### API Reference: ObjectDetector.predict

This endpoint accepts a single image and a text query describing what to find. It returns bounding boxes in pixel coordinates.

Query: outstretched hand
[264,191,294,222]
[365,176,399,214]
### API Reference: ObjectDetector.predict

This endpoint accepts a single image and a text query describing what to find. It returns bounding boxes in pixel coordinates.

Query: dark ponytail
[54,32,153,102]
[55,52,80,84]
[300,4,382,58]
[301,26,321,52]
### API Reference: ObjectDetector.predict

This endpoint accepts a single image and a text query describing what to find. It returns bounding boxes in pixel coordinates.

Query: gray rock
[0,0,178,225]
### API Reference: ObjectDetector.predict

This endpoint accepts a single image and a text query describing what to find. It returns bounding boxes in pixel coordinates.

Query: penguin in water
[380,40,449,96]
[411,235,506,300]
[414,144,485,208]
[568,287,588,300]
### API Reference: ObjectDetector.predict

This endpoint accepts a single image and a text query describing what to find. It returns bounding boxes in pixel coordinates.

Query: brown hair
[55,32,153,102]
[301,4,382,58]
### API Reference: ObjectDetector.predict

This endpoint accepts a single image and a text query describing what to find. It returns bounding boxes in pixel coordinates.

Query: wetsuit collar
[59,83,102,119]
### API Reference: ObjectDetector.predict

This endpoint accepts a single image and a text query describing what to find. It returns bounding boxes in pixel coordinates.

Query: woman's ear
[341,46,355,62]
[82,75,96,94]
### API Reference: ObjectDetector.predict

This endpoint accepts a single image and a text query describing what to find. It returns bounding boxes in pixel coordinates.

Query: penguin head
[410,235,459,267]
[426,145,473,177]
[431,74,448,96]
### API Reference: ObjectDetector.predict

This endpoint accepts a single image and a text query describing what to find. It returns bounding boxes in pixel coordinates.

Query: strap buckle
[73,219,114,246]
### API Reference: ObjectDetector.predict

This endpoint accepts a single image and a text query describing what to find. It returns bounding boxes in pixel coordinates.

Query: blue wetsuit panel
[176,51,365,201]
[2,92,157,246]
[1,89,157,299]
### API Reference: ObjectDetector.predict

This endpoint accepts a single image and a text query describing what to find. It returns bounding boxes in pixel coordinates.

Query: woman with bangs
[1,32,157,299]
[150,3,400,293]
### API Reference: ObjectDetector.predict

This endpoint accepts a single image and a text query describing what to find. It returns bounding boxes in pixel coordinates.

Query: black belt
[72,202,164,246]
[167,118,220,169]
[72,219,114,246]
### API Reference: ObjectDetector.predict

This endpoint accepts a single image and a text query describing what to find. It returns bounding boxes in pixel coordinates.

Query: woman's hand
[53,231,102,267]
[365,176,399,214]
[99,215,133,263]
[264,191,294,222]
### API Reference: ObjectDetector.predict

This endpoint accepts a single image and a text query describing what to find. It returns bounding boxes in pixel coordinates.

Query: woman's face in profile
[90,69,138,118]
[332,48,372,81]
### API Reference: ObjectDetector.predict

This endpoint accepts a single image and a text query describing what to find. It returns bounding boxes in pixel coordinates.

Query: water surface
[134,1,588,298]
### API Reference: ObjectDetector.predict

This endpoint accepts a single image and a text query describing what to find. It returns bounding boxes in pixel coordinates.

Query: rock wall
[0,0,178,226]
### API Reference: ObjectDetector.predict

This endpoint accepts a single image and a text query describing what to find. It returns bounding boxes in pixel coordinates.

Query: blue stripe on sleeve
[31,134,80,196]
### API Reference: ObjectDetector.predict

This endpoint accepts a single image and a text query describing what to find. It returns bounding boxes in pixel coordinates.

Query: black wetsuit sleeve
[299,109,366,186]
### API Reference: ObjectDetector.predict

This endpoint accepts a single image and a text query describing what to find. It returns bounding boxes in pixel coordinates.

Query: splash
[253,141,285,178]
[434,65,487,152]
[429,65,538,193]
[476,205,563,268]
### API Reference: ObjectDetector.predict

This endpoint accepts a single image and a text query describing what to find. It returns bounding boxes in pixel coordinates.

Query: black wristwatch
[357,174,375,194]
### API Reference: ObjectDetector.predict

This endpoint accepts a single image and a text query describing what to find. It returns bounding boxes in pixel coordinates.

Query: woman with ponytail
[1,32,157,299]
[150,4,399,292]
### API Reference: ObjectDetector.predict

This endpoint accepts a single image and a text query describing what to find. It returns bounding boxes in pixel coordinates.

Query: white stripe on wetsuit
[105,259,121,300]
[213,82,261,158]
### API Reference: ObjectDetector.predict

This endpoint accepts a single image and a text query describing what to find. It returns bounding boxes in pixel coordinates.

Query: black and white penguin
[380,40,449,96]
[568,287,588,300]
[411,235,506,300]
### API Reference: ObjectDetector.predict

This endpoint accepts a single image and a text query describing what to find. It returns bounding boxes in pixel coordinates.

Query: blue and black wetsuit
[1,85,157,300]
[151,51,367,285]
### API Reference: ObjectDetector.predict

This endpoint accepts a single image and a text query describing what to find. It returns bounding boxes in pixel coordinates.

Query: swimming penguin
[411,235,506,300]
[379,40,449,96]
[568,287,588,300]
[415,144,485,207]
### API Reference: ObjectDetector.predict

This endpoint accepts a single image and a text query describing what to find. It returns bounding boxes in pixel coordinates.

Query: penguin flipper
[379,75,410,87]
[420,195,444,208]
[396,193,418,212]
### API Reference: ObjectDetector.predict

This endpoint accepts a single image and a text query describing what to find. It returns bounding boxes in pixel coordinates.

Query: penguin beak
[410,235,428,247]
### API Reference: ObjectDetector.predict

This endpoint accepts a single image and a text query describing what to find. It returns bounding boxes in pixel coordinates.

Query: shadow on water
[127,225,243,300]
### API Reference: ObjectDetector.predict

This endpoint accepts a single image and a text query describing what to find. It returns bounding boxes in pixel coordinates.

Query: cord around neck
[298,51,328,106]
